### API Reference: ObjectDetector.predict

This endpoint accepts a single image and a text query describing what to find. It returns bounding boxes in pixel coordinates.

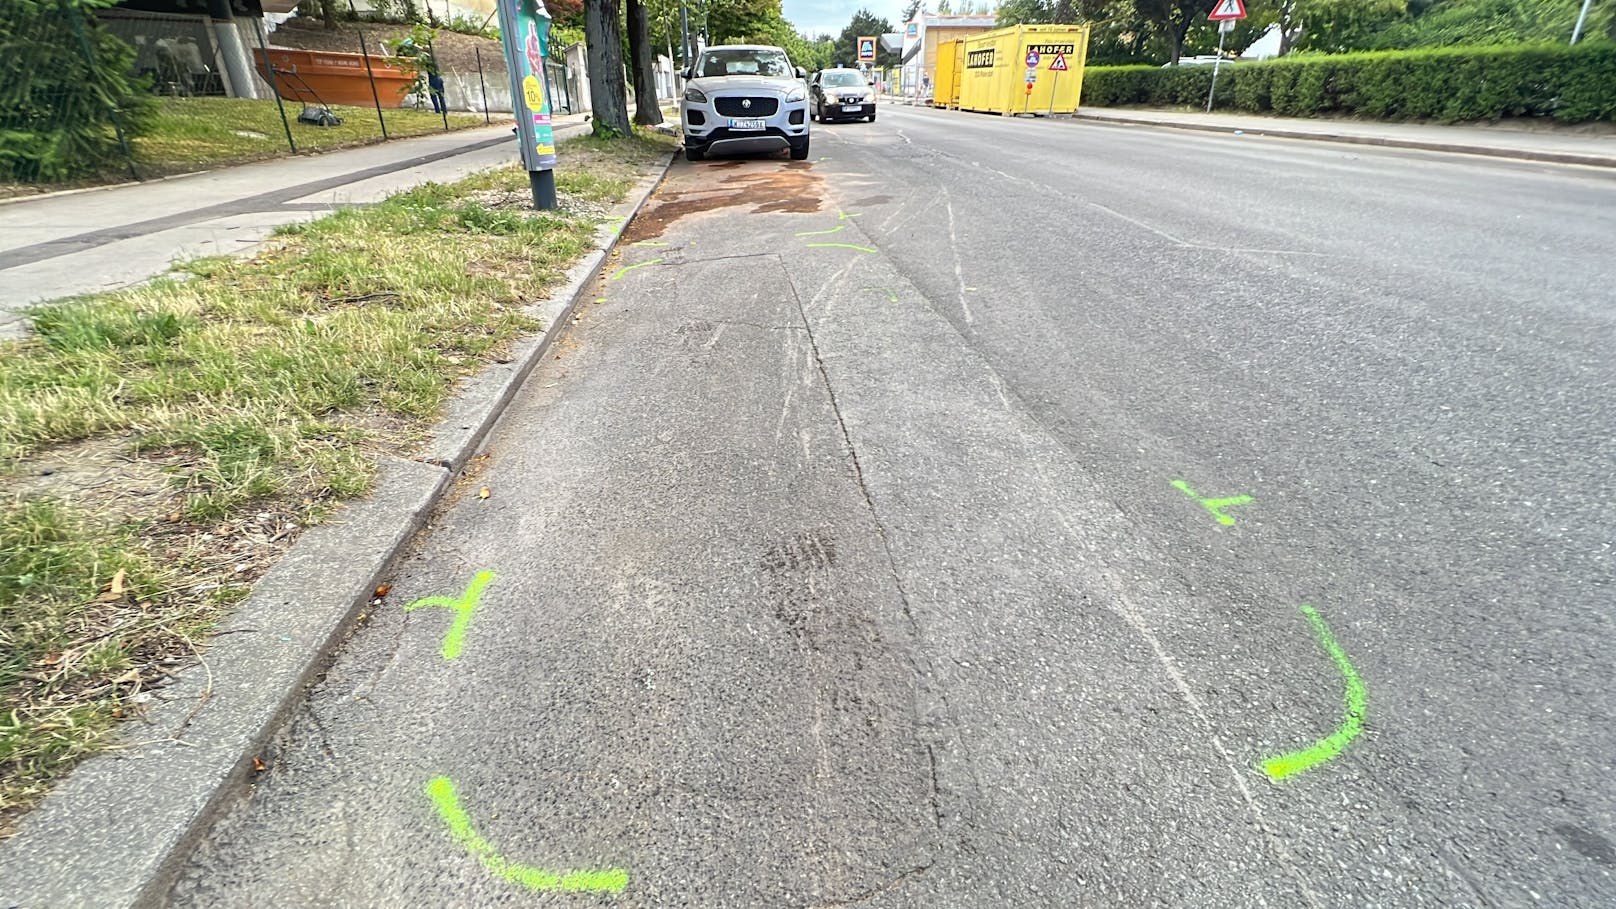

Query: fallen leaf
[252,757,267,772]
[110,568,126,597]
[478,486,491,499]
[374,583,392,598]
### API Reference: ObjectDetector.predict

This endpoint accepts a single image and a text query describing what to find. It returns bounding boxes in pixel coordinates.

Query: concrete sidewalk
[0,115,588,340]
[1073,107,1616,168]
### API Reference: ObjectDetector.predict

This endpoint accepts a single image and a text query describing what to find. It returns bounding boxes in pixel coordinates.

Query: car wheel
[685,145,705,162]
[790,139,810,161]
[867,113,876,122]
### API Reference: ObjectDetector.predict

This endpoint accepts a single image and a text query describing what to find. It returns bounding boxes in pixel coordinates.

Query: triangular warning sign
[1049,52,1068,71]
[1209,0,1247,20]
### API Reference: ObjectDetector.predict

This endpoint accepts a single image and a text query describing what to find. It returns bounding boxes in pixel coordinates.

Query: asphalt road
[168,107,1616,907]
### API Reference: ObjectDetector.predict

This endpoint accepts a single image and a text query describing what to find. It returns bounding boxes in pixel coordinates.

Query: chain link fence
[1,2,548,194]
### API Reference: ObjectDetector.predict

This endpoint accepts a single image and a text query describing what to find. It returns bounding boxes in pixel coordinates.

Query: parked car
[810,68,876,123]
[680,45,811,162]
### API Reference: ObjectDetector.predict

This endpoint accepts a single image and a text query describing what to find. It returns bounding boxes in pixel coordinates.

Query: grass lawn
[0,130,675,833]
[133,97,490,177]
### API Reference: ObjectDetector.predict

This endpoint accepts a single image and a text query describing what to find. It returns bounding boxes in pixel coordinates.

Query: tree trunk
[584,0,633,137]
[318,0,338,29]
[626,0,663,126]
[1277,0,1297,57]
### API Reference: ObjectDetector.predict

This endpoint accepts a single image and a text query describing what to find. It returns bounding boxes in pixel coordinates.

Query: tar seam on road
[778,252,953,856]
[1262,603,1367,781]
[425,776,629,892]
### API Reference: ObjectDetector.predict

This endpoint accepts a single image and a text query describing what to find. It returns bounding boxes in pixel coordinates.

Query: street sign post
[495,0,557,209]
[1205,0,1246,113]
[1025,49,1040,68]
[1047,52,1068,116]
[858,36,877,62]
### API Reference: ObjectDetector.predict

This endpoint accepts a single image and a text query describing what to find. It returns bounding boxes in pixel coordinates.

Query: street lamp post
[1571,0,1593,44]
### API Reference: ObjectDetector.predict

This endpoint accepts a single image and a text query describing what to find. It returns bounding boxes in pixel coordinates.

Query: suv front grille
[714,96,779,117]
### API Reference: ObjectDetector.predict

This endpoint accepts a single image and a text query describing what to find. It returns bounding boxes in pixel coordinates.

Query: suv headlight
[786,86,806,103]
[684,86,707,103]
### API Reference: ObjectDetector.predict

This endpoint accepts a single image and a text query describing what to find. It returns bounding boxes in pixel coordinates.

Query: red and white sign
[1049,52,1069,72]
[1209,0,1247,20]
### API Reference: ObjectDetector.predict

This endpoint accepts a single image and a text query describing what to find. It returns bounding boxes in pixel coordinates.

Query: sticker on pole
[1209,0,1247,19]
[1025,49,1040,68]
[1049,52,1068,71]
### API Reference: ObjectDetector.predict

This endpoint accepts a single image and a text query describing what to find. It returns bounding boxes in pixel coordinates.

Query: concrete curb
[0,153,674,909]
[1072,112,1616,169]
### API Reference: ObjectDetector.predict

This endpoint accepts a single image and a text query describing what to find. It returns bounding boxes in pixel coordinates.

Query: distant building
[899,12,998,100]
[98,1,271,99]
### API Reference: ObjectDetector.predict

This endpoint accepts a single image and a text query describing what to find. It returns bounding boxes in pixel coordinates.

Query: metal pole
[349,0,388,138]
[1048,68,1057,116]
[475,45,491,124]
[356,35,389,139]
[680,1,690,70]
[1206,25,1228,114]
[252,18,296,153]
[530,169,556,209]
[1571,0,1593,43]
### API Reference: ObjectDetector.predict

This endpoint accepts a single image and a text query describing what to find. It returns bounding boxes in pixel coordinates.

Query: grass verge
[0,129,675,833]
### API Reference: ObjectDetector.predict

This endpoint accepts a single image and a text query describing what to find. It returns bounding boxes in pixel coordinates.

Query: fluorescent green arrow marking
[426,776,629,893]
[807,243,877,254]
[1262,604,1368,781]
[611,257,664,280]
[405,571,494,660]
[796,224,846,237]
[1171,479,1253,526]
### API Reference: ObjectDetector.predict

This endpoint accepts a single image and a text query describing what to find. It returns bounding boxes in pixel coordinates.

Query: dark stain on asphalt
[623,162,823,241]
[1556,824,1616,865]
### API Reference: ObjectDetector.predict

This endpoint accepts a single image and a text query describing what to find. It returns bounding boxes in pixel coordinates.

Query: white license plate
[842,104,864,112]
[728,118,765,131]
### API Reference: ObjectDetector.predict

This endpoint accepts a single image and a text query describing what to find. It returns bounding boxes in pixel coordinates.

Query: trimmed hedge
[1080,43,1616,123]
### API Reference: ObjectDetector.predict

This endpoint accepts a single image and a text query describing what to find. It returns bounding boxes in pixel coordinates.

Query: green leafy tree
[834,9,897,68]
[1290,0,1406,53]
[0,0,154,182]
[584,0,632,136]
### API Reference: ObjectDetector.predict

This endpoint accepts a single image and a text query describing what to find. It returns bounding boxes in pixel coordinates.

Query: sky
[782,0,908,41]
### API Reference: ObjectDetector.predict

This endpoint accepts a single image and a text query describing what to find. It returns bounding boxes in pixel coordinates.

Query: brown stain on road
[622,160,824,242]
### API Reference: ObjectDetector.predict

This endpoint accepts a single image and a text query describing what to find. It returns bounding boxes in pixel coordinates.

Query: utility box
[933,39,964,109]
[958,24,1090,116]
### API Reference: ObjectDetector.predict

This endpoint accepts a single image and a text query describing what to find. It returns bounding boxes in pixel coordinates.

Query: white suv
[681,45,810,161]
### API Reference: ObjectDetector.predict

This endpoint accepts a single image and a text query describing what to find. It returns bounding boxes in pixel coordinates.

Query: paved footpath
[0,117,586,341]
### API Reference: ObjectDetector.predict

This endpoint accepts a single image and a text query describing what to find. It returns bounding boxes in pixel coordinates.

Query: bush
[0,0,154,182]
[1079,42,1616,123]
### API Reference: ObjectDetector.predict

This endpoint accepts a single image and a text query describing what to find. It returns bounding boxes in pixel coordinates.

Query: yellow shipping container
[933,39,965,109]
[958,24,1090,116]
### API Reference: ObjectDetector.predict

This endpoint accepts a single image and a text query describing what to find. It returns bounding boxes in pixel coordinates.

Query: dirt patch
[622,163,824,241]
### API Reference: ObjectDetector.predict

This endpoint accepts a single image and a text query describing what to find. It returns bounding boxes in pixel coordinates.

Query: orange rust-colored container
[252,47,417,108]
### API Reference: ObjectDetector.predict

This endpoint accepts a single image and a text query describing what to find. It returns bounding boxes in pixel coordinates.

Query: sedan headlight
[684,86,707,103]
[786,86,807,103]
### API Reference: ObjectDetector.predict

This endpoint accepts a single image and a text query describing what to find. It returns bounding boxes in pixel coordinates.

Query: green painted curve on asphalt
[1262,604,1367,781]
[426,776,629,893]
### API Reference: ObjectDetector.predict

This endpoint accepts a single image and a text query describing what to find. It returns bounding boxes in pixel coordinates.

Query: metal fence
[1,3,537,190]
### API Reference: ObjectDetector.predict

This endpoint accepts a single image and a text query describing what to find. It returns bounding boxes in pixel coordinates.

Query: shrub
[0,0,154,182]
[1079,42,1616,123]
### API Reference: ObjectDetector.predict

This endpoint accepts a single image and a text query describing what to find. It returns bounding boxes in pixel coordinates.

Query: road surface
[169,106,1616,907]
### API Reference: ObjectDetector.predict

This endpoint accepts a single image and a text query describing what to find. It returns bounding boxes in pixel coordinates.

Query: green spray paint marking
[807,243,877,254]
[838,212,861,220]
[610,257,665,280]
[796,224,846,237]
[405,571,494,660]
[426,777,629,893]
[1171,479,1253,527]
[634,240,670,247]
[1262,604,1367,782]
[863,286,899,302]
